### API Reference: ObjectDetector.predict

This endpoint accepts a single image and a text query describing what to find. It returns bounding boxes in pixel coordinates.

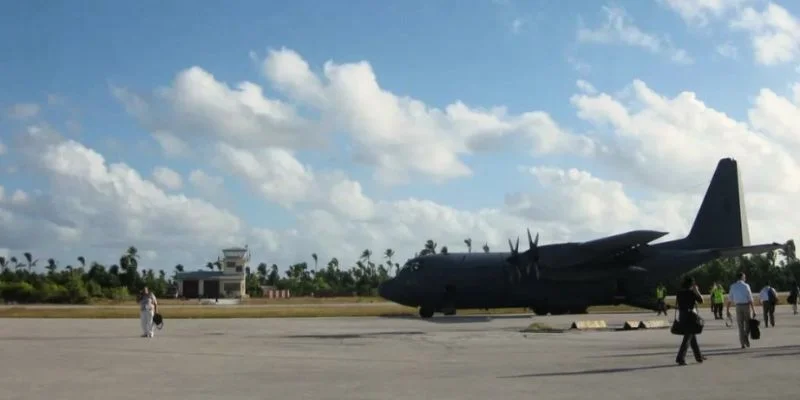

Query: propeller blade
[508,239,515,254]
[515,237,520,253]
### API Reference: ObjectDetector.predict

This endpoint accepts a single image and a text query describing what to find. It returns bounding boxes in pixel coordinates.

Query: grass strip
[0,304,651,319]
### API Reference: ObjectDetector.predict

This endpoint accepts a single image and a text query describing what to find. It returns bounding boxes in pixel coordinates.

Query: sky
[1,0,800,275]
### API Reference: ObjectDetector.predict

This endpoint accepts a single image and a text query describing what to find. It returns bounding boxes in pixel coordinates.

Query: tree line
[0,239,797,304]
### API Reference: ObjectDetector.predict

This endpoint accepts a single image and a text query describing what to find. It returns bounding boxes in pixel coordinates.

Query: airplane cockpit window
[401,260,423,272]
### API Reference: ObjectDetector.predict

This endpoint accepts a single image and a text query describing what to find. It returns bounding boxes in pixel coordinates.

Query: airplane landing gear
[419,306,434,319]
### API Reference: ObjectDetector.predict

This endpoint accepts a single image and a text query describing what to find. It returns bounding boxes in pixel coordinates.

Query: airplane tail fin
[681,158,750,250]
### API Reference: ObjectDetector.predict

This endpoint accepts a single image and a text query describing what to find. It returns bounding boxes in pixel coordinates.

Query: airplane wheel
[419,306,434,319]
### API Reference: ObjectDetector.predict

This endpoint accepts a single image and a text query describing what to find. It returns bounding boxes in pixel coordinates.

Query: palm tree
[482,243,490,253]
[23,252,38,271]
[464,238,472,253]
[420,240,437,256]
[78,256,86,268]
[175,264,184,272]
[384,248,394,267]
[360,249,372,266]
[312,253,318,271]
[120,246,139,273]
[46,258,58,274]
[440,246,449,254]
[0,257,8,271]
[206,262,214,271]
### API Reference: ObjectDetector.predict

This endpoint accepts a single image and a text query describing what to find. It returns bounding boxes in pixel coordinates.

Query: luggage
[749,318,760,340]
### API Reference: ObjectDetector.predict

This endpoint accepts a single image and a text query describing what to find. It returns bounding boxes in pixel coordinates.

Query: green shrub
[0,281,37,303]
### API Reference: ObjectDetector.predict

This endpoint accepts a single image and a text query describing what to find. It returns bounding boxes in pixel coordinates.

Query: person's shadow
[498,364,677,378]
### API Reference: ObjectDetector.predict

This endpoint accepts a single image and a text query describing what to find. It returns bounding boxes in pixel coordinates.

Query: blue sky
[1,0,799,272]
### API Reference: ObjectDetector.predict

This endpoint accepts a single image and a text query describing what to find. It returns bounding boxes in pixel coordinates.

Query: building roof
[175,271,224,280]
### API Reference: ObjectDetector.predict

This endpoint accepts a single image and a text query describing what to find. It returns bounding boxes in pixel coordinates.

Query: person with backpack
[788,281,799,315]
[758,282,778,328]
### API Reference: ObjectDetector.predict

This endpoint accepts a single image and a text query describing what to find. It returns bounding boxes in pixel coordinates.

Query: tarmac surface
[1,306,799,400]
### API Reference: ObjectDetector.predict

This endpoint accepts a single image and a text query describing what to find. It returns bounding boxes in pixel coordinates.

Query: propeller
[505,228,542,283]
[526,229,541,279]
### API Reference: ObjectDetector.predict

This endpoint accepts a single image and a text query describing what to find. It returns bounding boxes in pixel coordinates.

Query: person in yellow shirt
[710,282,725,320]
[655,283,667,316]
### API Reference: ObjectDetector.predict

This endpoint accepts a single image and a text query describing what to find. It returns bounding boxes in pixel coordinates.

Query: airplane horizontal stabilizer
[709,243,785,258]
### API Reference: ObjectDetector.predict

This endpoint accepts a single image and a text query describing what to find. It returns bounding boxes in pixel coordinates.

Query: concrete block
[623,321,640,330]
[569,320,608,330]
[638,319,670,329]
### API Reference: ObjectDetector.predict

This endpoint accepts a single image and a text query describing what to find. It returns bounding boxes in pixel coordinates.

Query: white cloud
[661,0,750,26]
[10,189,29,206]
[7,103,40,120]
[577,5,694,64]
[152,131,189,157]
[576,80,598,94]
[152,166,183,190]
[261,48,599,184]
[569,79,800,195]
[731,2,800,65]
[568,56,592,75]
[716,42,740,58]
[111,69,323,151]
[511,18,525,34]
[188,169,224,195]
[116,48,596,187]
[0,132,246,267]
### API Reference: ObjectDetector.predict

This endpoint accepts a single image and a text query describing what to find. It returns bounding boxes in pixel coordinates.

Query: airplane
[378,158,786,319]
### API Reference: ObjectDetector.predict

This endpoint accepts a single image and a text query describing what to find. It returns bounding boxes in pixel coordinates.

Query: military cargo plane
[378,158,785,318]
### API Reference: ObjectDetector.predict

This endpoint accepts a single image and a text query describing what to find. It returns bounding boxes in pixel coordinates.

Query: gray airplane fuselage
[377,158,785,318]
[378,238,724,316]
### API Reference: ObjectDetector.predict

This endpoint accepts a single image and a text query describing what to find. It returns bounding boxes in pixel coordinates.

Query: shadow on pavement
[498,363,677,378]
[379,314,533,323]
[589,344,800,359]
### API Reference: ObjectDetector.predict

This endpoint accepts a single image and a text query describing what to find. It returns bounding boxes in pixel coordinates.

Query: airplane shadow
[380,315,533,324]
[498,363,677,378]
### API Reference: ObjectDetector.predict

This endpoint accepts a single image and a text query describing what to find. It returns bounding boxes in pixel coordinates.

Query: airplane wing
[551,230,669,269]
[709,242,785,258]
[578,230,669,253]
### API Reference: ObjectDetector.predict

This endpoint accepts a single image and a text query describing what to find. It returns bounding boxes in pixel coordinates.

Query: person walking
[788,281,799,315]
[727,272,756,349]
[759,282,778,327]
[137,286,158,338]
[674,276,706,365]
[655,283,667,316]
[710,283,725,320]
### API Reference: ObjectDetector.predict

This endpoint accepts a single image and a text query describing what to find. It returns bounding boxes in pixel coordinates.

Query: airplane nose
[378,281,392,300]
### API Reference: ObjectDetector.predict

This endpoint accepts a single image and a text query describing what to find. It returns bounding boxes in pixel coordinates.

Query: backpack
[767,288,777,304]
